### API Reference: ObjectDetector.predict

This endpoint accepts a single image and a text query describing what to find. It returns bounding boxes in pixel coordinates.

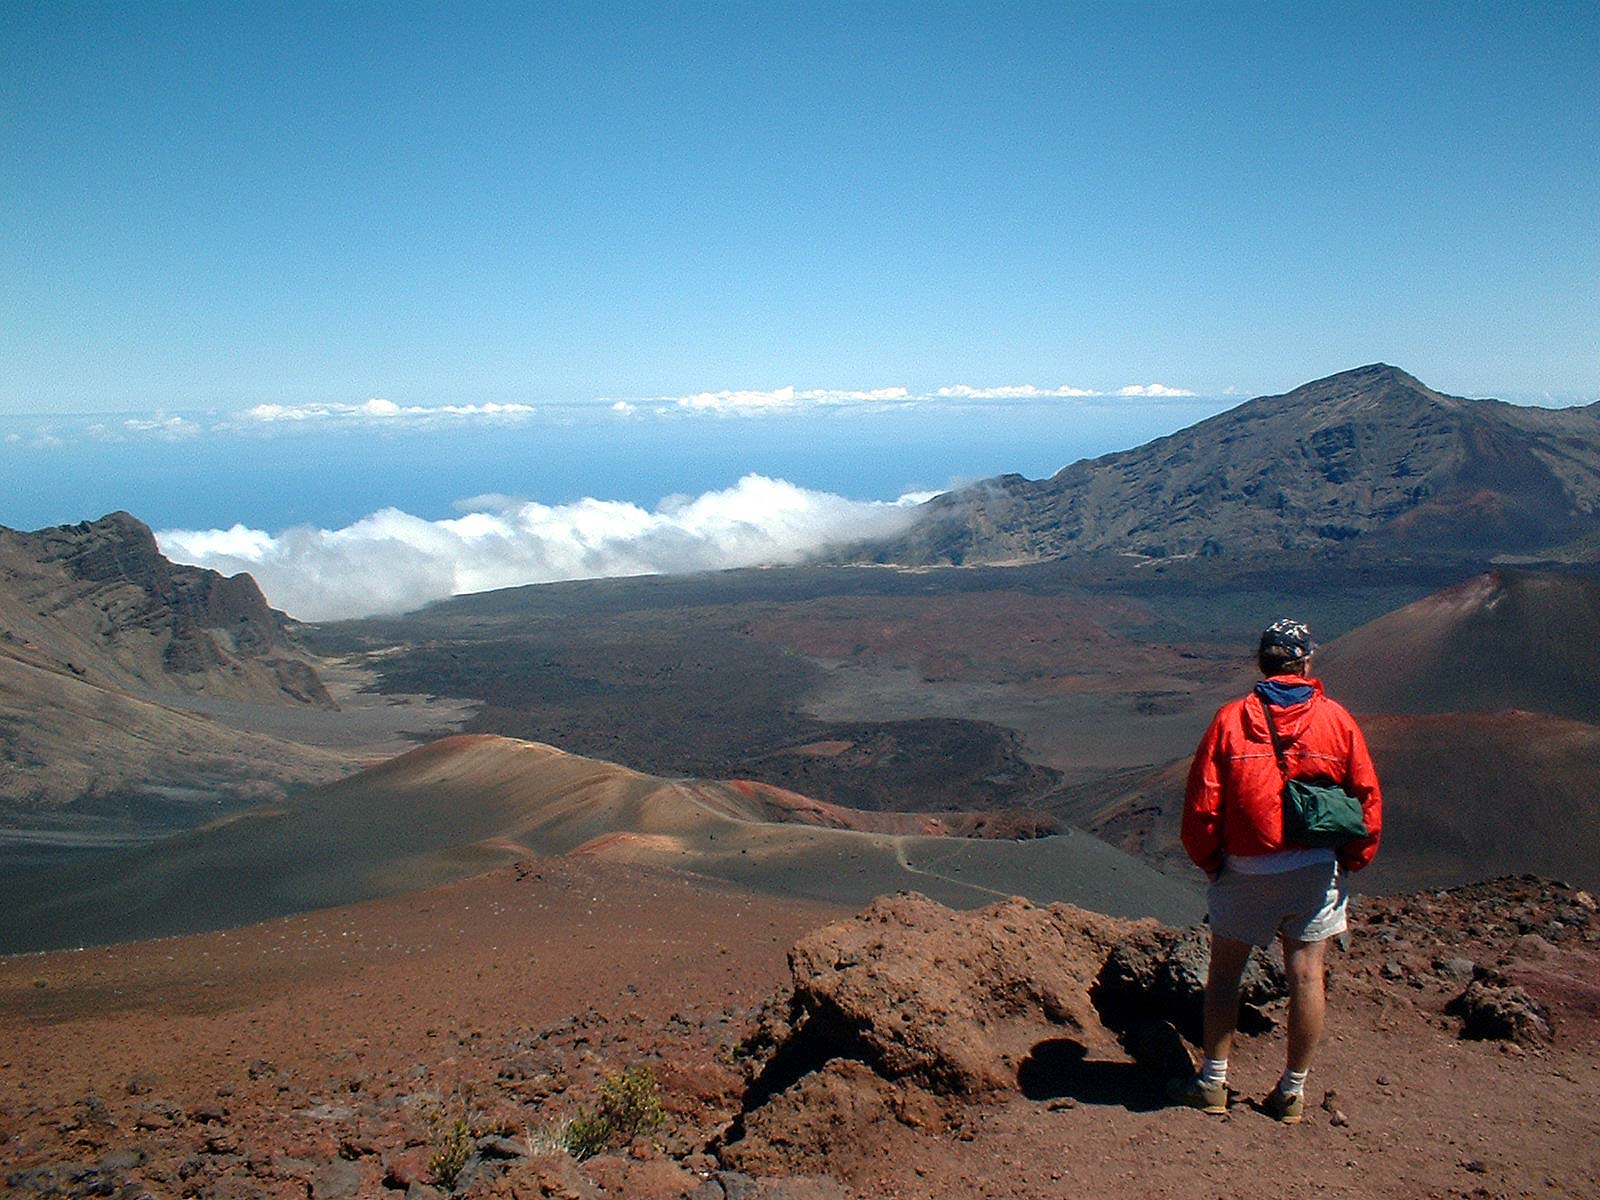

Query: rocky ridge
[0,511,331,707]
[0,512,348,814]
[861,364,1600,567]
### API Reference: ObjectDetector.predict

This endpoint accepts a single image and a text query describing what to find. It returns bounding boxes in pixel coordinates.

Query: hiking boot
[1167,1074,1228,1114]
[1263,1087,1304,1124]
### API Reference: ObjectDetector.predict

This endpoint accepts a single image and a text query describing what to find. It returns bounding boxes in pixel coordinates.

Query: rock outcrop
[1093,923,1287,1047]
[723,893,1169,1172]
[0,511,332,707]
[1447,972,1555,1044]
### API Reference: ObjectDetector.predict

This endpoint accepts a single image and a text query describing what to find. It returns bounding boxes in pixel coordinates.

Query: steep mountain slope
[0,511,331,706]
[0,512,344,812]
[866,365,1600,565]
[1356,711,1600,890]
[0,734,1200,952]
[1315,569,1600,720]
[1054,710,1600,894]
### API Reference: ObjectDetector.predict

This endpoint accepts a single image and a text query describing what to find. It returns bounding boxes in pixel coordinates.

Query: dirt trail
[891,835,1016,901]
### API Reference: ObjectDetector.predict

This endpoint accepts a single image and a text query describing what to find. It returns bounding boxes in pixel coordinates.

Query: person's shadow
[1017,1038,1169,1112]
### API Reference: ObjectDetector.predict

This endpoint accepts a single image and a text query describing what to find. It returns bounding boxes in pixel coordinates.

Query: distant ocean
[3,398,1229,619]
[3,400,1227,533]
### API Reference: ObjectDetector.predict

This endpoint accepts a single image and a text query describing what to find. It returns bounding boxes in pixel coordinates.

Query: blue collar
[1254,679,1315,708]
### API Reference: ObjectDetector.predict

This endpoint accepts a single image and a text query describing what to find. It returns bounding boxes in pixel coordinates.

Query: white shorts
[1207,860,1348,948]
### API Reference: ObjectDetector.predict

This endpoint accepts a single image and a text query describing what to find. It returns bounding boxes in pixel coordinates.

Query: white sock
[1198,1057,1228,1087]
[1278,1068,1309,1097]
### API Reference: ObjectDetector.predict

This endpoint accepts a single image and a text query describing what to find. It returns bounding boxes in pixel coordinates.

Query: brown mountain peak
[0,509,333,712]
[860,364,1598,567]
[1268,363,1456,413]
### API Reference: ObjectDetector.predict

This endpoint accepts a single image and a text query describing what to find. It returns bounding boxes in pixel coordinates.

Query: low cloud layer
[633,382,1196,413]
[4,382,1205,450]
[665,386,913,413]
[233,399,537,427]
[157,475,930,621]
[1114,383,1195,397]
[935,384,1101,400]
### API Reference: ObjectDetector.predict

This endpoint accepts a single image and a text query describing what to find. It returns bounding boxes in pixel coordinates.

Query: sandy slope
[1317,569,1600,721]
[0,735,1200,953]
[0,649,350,811]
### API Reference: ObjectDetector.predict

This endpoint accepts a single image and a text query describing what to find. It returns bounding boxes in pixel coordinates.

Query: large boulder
[723,892,1146,1171]
[721,894,1306,1174]
[737,893,1140,1101]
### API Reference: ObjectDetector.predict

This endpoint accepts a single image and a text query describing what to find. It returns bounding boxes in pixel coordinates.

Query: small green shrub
[598,1065,667,1138]
[559,1109,615,1160]
[557,1065,666,1160]
[428,1115,473,1188]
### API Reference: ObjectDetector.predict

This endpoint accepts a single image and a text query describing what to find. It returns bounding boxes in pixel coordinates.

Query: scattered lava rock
[1093,923,1288,1046]
[1447,971,1555,1044]
[1354,876,1595,1043]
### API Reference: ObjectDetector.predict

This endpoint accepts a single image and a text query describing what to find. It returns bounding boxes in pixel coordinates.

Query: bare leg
[1203,934,1254,1063]
[1280,935,1329,1072]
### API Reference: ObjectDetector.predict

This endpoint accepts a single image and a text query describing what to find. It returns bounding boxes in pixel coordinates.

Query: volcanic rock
[1448,973,1555,1044]
[859,364,1600,566]
[737,893,1134,1100]
[724,892,1142,1171]
[1092,923,1288,1045]
[469,1153,601,1199]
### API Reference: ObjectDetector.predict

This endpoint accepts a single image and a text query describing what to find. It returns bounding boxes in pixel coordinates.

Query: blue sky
[4,1,1597,418]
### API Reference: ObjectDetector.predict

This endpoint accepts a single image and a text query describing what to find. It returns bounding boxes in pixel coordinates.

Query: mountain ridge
[0,510,332,706]
[858,364,1600,567]
[0,511,343,812]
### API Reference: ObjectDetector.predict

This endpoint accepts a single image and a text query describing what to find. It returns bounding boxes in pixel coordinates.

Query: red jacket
[1182,676,1382,875]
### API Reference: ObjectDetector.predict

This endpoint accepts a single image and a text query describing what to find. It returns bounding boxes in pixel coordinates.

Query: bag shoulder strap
[1259,695,1291,781]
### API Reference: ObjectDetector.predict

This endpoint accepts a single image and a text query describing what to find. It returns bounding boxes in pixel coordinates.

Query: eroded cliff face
[0,512,344,810]
[0,511,332,707]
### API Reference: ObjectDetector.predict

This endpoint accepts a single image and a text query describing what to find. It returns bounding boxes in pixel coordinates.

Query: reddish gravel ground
[1,864,1597,1200]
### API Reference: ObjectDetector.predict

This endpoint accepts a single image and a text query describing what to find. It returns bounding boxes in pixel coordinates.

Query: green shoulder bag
[1261,700,1369,849]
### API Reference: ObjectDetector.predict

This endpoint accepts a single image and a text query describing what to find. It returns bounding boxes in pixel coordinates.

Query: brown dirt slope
[0,650,349,813]
[0,734,1201,953]
[2,866,1594,1199]
[1316,568,1600,720]
[721,880,1600,1198]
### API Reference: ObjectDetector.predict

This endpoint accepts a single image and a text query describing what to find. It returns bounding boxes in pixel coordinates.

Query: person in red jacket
[1170,618,1381,1123]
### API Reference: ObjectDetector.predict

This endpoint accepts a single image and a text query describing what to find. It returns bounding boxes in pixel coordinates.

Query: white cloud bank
[631,382,1197,412]
[233,398,537,427]
[120,415,202,440]
[662,386,911,414]
[935,384,1101,400]
[8,383,1205,449]
[1114,383,1196,397]
[157,475,930,621]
